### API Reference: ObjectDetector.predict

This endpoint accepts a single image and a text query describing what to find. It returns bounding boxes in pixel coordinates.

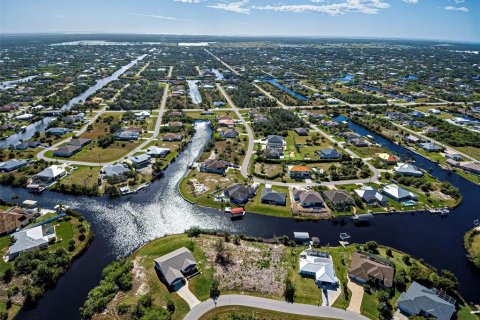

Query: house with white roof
[394,163,423,177]
[382,184,417,202]
[146,146,170,158]
[8,223,56,260]
[299,250,339,287]
[33,165,67,184]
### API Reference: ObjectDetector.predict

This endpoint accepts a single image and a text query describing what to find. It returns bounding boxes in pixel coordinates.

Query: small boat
[224,207,231,213]
[473,219,479,227]
[339,233,351,241]
[230,207,245,219]
[366,134,374,140]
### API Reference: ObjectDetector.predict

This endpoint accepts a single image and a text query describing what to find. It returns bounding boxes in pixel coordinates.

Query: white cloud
[208,1,251,14]
[129,13,181,20]
[254,0,390,16]
[174,0,203,3]
[401,0,418,4]
[444,5,469,12]
[452,0,465,3]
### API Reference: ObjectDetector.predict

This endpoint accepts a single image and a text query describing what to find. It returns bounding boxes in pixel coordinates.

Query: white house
[8,223,56,260]
[382,184,417,202]
[299,250,339,287]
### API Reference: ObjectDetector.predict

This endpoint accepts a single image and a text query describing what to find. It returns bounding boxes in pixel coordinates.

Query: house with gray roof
[129,154,151,169]
[200,159,229,174]
[354,186,388,206]
[397,282,456,320]
[8,223,56,261]
[261,187,286,206]
[224,184,255,204]
[299,250,338,287]
[102,164,131,183]
[316,148,342,160]
[154,247,197,288]
[394,163,423,177]
[323,190,354,209]
[266,135,285,148]
[53,144,82,158]
[294,190,324,208]
[0,159,28,172]
[419,142,442,152]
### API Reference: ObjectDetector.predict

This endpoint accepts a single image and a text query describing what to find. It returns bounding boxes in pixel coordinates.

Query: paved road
[204,49,241,76]
[253,83,287,108]
[37,83,170,167]
[184,294,369,320]
[392,122,479,162]
[216,83,254,178]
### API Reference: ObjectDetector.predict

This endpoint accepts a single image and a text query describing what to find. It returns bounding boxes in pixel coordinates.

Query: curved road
[184,294,368,320]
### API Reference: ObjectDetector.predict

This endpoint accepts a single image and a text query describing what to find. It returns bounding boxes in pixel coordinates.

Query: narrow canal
[0,120,478,319]
[0,54,147,149]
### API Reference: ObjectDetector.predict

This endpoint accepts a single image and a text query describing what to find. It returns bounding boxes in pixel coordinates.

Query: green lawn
[199,306,334,320]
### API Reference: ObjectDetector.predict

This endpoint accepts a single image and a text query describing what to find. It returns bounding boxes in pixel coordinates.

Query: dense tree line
[332,91,386,104]
[423,116,480,148]
[230,80,276,109]
[253,109,305,137]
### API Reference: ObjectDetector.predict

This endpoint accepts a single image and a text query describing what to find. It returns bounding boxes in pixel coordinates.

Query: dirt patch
[132,258,150,296]
[197,236,287,296]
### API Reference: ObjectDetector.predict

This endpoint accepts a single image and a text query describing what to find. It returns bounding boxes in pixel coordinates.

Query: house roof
[54,145,82,154]
[397,282,455,320]
[318,148,342,156]
[394,163,423,176]
[225,184,254,202]
[154,247,197,286]
[261,187,286,203]
[354,186,387,203]
[0,159,28,171]
[202,159,229,171]
[299,250,338,284]
[0,209,33,235]
[376,153,398,163]
[35,165,66,179]
[299,191,323,204]
[323,190,354,204]
[103,164,130,177]
[290,165,311,172]
[68,138,92,146]
[129,154,151,164]
[267,135,284,144]
[349,252,395,287]
[9,223,55,257]
[382,184,417,200]
[146,146,170,156]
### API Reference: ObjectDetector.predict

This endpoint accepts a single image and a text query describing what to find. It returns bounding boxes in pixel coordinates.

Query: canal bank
[0,121,478,320]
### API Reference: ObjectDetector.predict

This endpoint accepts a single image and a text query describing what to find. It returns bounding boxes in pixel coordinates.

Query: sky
[0,0,478,42]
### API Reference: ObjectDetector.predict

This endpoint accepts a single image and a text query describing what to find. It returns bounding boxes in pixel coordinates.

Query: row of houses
[53,137,92,157]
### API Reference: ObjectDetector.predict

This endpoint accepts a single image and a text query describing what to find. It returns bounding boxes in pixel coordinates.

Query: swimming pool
[402,200,417,206]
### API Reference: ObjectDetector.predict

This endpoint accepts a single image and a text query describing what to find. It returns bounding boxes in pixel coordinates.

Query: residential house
[419,142,442,152]
[340,131,360,141]
[220,129,239,139]
[0,159,28,172]
[348,252,395,287]
[397,282,455,320]
[354,186,388,206]
[169,121,183,128]
[294,190,324,208]
[53,145,82,157]
[394,163,423,177]
[404,135,422,144]
[289,166,311,180]
[115,130,140,141]
[102,164,131,183]
[33,165,67,184]
[317,148,342,160]
[375,153,399,165]
[350,138,369,147]
[0,208,35,236]
[294,127,309,136]
[299,250,339,287]
[261,187,286,206]
[146,146,170,158]
[224,184,255,204]
[200,159,229,174]
[428,109,441,115]
[68,138,92,147]
[266,135,285,148]
[8,223,56,260]
[14,141,40,150]
[382,184,417,202]
[323,190,354,209]
[135,111,150,120]
[129,154,151,169]
[46,127,71,136]
[162,133,183,141]
[154,247,197,288]
[410,111,424,118]
[424,126,439,134]
[447,159,480,176]
[218,116,235,127]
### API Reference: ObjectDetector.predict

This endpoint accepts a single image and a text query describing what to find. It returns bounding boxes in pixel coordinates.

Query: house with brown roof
[200,159,230,174]
[348,252,395,287]
[0,208,35,236]
[323,190,354,210]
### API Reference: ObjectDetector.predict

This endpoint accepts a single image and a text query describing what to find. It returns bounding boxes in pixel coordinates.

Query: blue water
[404,75,418,81]
[338,74,355,83]
[266,79,309,102]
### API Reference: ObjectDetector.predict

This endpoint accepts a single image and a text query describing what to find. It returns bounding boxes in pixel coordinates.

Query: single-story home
[317,148,342,160]
[146,146,170,158]
[350,138,369,147]
[220,129,239,139]
[394,163,423,177]
[0,208,35,236]
[162,133,183,141]
[200,159,229,174]
[264,146,283,159]
[323,190,354,209]
[397,282,455,320]
[102,164,131,183]
[129,154,151,169]
[154,247,198,289]
[382,184,417,202]
[261,187,286,206]
[299,250,339,287]
[224,184,255,204]
[348,252,395,287]
[115,130,140,141]
[68,138,92,147]
[46,127,71,136]
[294,190,324,208]
[8,223,56,261]
[33,165,67,184]
[375,153,399,165]
[354,186,388,206]
[0,159,28,172]
[266,135,285,149]
[53,144,82,158]
[419,142,442,152]
[294,127,309,136]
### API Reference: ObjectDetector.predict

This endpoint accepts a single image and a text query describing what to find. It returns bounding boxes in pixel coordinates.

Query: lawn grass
[199,306,334,320]
[60,166,99,188]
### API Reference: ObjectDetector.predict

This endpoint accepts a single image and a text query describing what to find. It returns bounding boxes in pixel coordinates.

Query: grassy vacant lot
[245,185,292,218]
[347,145,389,158]
[199,306,333,320]
[60,166,99,188]
[456,146,480,161]
[64,140,143,163]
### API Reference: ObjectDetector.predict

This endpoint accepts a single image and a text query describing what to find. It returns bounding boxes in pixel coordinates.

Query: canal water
[0,55,147,149]
[266,79,309,102]
[1,120,478,319]
[0,75,37,91]
[187,80,202,104]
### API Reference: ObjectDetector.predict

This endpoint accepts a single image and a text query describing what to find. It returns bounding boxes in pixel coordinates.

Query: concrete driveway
[175,280,200,309]
[347,279,364,313]
[321,283,342,306]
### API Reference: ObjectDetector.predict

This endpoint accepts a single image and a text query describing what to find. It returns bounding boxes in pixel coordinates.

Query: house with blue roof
[0,159,28,172]
[420,142,442,152]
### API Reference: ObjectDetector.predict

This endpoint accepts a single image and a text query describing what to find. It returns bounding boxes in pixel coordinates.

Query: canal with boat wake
[0,118,478,319]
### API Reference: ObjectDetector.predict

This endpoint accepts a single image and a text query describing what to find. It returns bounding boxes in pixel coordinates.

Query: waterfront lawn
[454,169,480,185]
[63,140,143,163]
[245,185,292,218]
[199,306,334,320]
[464,228,480,268]
[59,166,99,188]
[456,146,480,162]
[347,145,388,158]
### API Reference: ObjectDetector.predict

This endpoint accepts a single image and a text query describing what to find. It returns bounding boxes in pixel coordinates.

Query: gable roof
[349,252,395,287]
[397,282,455,320]
[154,247,197,286]
[261,187,286,203]
[290,165,311,172]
